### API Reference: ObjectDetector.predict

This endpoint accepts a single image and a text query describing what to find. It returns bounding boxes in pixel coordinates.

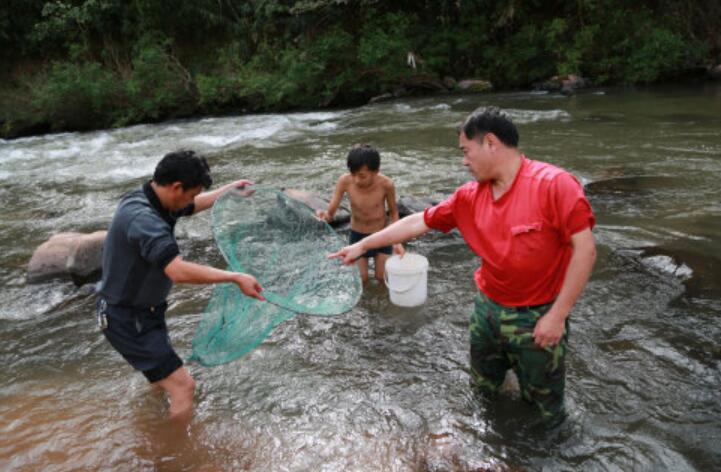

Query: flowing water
[1,84,720,471]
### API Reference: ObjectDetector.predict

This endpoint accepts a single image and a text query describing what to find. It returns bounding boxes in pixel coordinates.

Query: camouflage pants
[469,292,569,427]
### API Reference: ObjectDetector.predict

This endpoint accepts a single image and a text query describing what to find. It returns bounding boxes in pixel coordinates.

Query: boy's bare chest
[347,185,385,210]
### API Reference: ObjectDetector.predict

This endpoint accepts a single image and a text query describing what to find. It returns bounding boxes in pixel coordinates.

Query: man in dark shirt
[98,150,264,423]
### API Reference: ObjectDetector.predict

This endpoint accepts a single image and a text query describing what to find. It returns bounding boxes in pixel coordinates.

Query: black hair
[346,144,380,173]
[459,106,519,147]
[153,150,212,189]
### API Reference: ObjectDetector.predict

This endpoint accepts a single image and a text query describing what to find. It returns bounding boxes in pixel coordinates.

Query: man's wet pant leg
[469,293,568,427]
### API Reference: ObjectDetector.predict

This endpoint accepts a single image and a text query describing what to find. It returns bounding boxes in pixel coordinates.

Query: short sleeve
[567,199,595,237]
[551,172,596,242]
[127,211,180,269]
[423,192,459,233]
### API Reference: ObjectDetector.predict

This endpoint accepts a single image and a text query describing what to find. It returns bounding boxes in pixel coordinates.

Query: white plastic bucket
[384,253,428,307]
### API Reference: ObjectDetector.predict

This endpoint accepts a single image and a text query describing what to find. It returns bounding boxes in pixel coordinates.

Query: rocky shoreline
[4,67,720,141]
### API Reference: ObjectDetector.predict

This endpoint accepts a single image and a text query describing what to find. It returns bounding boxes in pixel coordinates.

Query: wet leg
[154,366,196,424]
[514,316,568,427]
[374,252,390,283]
[357,257,369,283]
[469,295,509,394]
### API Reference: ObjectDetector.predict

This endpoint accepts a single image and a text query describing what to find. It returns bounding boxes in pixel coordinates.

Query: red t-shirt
[423,156,595,306]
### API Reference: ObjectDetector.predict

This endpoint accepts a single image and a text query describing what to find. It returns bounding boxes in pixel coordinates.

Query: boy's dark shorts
[98,299,183,383]
[349,229,392,258]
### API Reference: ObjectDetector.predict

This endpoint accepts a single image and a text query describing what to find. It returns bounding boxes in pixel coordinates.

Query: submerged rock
[584,175,679,195]
[638,246,721,299]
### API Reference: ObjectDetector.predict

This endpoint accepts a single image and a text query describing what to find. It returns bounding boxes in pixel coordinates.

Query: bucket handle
[384,270,424,293]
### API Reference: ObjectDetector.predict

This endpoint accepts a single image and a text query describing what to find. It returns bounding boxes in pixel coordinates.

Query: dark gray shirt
[99,182,194,307]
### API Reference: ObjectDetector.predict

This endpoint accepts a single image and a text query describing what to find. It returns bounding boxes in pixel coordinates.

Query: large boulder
[397,196,439,217]
[27,231,107,286]
[66,231,107,286]
[27,233,83,283]
[283,188,351,226]
[402,74,448,93]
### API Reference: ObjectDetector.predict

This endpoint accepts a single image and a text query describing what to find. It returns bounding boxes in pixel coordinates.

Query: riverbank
[2,1,719,140]
[2,71,719,141]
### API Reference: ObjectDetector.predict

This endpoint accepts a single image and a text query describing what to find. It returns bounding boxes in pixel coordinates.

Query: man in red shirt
[330,107,596,426]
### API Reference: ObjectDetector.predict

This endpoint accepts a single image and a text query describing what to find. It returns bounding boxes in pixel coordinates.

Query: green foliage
[31,0,125,51]
[0,0,45,61]
[31,60,120,130]
[561,25,599,77]
[203,26,359,110]
[122,35,194,124]
[421,19,490,78]
[624,25,699,83]
[2,0,718,137]
[358,11,415,86]
[195,43,245,109]
[571,6,709,85]
[483,23,556,87]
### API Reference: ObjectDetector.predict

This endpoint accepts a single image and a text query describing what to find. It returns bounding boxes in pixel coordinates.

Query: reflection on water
[1,84,720,471]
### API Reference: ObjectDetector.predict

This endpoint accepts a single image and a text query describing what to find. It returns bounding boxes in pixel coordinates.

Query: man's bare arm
[330,212,429,263]
[386,180,400,223]
[164,256,264,300]
[385,180,405,256]
[532,228,596,348]
[193,179,254,214]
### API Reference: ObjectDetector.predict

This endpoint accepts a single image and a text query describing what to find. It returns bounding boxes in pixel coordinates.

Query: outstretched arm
[385,181,405,256]
[316,177,346,222]
[330,212,429,263]
[164,256,264,300]
[532,228,596,348]
[193,179,254,214]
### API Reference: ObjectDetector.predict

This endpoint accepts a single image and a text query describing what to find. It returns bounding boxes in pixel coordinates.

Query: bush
[195,43,245,109]
[224,26,359,110]
[122,35,195,124]
[358,11,416,88]
[483,24,555,88]
[31,60,120,130]
[624,25,701,83]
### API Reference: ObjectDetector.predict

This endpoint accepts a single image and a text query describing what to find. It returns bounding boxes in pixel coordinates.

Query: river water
[1,84,720,471]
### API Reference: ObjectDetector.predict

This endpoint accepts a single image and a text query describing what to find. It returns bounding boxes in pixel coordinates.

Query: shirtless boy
[317,144,405,282]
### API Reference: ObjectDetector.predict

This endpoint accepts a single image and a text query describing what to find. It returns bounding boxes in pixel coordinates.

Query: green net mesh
[189,188,362,366]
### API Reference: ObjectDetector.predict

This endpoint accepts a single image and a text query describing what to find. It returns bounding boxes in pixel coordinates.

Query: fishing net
[190,187,361,366]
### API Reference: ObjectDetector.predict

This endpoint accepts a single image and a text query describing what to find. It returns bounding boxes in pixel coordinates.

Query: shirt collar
[143,181,177,227]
